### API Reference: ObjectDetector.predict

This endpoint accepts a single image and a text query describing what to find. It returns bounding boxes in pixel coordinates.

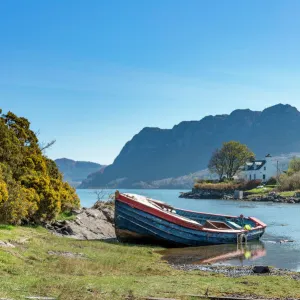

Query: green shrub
[266,177,277,185]
[287,157,300,176]
[243,179,262,190]
[278,172,300,191]
[0,224,14,230]
[57,211,76,221]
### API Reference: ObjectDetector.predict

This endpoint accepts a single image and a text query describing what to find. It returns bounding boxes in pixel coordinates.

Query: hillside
[80,104,300,189]
[55,158,104,186]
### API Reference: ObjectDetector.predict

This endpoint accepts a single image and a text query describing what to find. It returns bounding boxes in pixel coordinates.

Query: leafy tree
[0,109,80,224]
[208,141,255,179]
[287,157,300,176]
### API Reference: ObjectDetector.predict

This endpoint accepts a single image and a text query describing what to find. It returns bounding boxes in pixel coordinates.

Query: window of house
[263,174,266,180]
[249,174,252,180]
[264,166,266,171]
[254,174,256,180]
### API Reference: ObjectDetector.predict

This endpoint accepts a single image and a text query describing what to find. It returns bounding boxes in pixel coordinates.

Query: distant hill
[79,104,300,188]
[130,169,213,189]
[81,168,212,189]
[55,158,104,187]
[79,152,299,190]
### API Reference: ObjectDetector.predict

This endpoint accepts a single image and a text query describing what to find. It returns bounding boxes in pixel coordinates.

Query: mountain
[79,104,300,188]
[55,158,104,187]
[130,169,213,189]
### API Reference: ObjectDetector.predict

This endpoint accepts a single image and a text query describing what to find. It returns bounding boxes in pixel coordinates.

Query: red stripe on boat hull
[117,194,203,230]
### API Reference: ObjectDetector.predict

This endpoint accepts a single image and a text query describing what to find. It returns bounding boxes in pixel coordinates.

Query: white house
[239,154,277,182]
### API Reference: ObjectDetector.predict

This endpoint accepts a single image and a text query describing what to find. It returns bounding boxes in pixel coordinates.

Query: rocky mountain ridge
[80,104,300,188]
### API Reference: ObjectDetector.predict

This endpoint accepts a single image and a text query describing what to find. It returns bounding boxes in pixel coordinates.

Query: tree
[208,149,226,180]
[287,157,300,176]
[0,109,80,224]
[222,141,255,178]
[40,139,56,152]
[208,141,255,179]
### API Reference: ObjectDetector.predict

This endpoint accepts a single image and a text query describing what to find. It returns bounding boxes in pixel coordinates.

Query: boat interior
[123,193,257,231]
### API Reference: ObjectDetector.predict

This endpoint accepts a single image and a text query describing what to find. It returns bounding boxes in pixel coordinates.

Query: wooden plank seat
[204,220,233,230]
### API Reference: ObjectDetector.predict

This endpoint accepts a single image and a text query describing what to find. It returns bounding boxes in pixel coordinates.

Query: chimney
[265,154,272,164]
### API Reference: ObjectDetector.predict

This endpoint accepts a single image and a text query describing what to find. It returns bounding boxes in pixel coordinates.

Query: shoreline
[171,264,300,279]
[179,190,300,204]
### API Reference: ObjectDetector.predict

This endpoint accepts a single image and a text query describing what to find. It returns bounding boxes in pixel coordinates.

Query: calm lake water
[77,189,300,271]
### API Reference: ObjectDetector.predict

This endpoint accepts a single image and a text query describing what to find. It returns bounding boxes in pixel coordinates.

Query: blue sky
[1,0,300,164]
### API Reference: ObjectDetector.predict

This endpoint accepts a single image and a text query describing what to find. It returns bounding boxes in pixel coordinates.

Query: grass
[246,187,273,194]
[0,224,14,230]
[194,182,240,191]
[246,188,300,198]
[0,227,299,299]
[57,211,76,221]
[278,191,299,197]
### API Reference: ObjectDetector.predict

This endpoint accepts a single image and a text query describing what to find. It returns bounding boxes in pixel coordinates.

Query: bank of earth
[180,188,300,204]
[0,203,299,300]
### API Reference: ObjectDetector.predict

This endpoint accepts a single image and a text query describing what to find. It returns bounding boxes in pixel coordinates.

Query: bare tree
[94,189,109,201]
[40,139,56,152]
[93,189,115,209]
[208,149,226,180]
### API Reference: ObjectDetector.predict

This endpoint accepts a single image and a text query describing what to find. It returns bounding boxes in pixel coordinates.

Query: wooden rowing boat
[114,191,266,246]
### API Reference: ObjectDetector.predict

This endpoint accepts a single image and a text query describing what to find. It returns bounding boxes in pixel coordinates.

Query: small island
[180,141,300,204]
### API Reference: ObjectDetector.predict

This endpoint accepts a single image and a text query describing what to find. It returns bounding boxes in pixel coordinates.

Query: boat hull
[115,200,265,247]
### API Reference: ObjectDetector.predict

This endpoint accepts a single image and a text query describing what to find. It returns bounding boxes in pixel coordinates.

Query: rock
[45,202,115,240]
[0,241,15,248]
[279,239,294,243]
[180,188,235,200]
[48,251,85,258]
[71,209,81,215]
[253,266,270,274]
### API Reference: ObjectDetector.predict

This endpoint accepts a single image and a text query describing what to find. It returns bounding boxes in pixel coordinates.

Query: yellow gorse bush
[0,109,80,224]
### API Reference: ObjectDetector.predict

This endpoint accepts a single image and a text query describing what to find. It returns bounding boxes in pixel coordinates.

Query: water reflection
[158,241,266,266]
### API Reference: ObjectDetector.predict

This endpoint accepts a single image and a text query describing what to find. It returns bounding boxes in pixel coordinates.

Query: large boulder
[46,202,115,240]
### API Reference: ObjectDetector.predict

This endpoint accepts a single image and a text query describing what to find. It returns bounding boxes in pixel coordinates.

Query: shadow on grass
[100,237,166,250]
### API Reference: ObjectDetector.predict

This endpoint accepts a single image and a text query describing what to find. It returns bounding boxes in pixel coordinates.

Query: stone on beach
[45,201,115,240]
[0,241,15,248]
[252,266,270,274]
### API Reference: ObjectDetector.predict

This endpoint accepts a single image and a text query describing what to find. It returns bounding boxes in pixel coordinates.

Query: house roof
[241,160,266,171]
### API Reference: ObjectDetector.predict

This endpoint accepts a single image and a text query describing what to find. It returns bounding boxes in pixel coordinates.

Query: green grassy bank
[0,227,299,300]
